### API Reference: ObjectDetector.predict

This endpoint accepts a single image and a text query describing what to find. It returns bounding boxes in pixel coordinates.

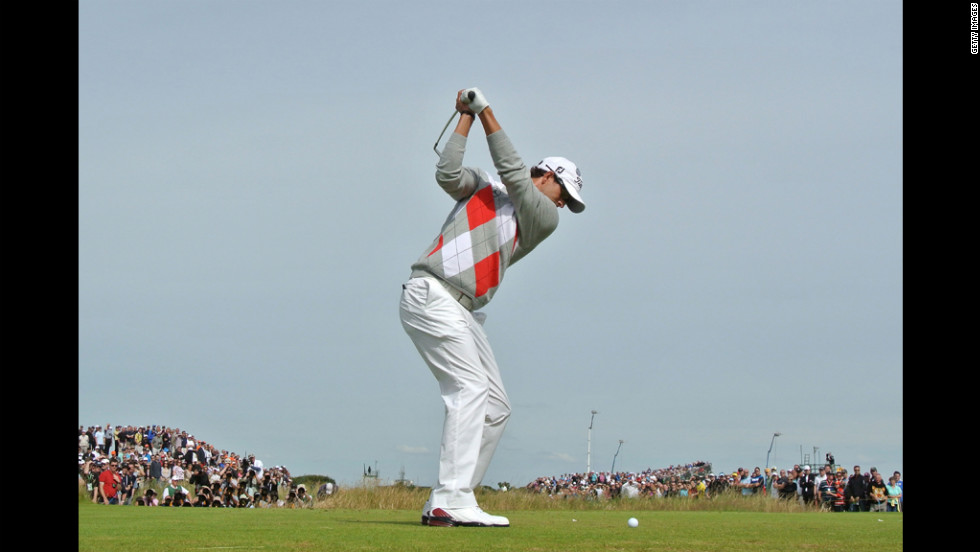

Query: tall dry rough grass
[314,484,815,513]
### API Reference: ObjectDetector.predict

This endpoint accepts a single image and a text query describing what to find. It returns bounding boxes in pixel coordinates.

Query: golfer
[400,87,586,527]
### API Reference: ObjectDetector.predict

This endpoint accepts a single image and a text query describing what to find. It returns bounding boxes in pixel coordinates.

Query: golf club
[433,90,477,155]
[433,111,458,156]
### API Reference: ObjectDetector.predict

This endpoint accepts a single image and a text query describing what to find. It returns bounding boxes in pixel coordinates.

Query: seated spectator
[317,481,335,499]
[118,463,138,505]
[172,492,191,507]
[297,485,313,508]
[195,487,212,507]
[163,474,191,504]
[139,488,159,506]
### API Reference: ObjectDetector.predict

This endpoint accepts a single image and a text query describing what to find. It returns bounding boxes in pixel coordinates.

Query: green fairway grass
[78,502,902,552]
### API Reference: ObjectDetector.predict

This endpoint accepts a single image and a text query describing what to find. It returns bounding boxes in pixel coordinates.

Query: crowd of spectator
[80,425,900,513]
[77,424,329,508]
[526,460,903,512]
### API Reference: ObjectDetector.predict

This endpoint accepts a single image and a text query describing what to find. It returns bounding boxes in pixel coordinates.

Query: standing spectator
[161,428,172,453]
[813,466,828,497]
[766,468,780,499]
[183,443,198,466]
[133,426,144,451]
[98,459,122,505]
[79,429,91,456]
[88,428,99,453]
[144,426,155,453]
[868,471,888,512]
[892,471,903,511]
[749,467,765,495]
[885,475,902,512]
[103,423,113,453]
[817,473,835,510]
[94,426,105,454]
[799,466,816,506]
[845,464,869,512]
[152,428,164,454]
[832,474,847,512]
[775,470,798,500]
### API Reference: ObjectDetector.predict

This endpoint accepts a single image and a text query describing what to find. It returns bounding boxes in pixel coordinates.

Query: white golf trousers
[399,277,511,509]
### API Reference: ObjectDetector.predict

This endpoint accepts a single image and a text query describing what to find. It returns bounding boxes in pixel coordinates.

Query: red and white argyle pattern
[426,183,518,297]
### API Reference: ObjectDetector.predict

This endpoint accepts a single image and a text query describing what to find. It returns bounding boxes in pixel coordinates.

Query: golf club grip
[461,90,476,104]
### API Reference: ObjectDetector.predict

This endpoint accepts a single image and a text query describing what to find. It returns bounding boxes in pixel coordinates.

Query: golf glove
[461,88,489,115]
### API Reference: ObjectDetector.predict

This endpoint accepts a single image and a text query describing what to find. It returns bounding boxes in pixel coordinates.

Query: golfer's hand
[456,90,474,115]
[460,87,489,115]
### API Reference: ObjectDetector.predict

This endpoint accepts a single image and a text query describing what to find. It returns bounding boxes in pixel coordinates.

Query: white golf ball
[628,517,639,528]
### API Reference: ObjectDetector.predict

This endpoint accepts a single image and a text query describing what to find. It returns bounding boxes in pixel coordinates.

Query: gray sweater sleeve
[435,132,481,201]
[486,131,559,263]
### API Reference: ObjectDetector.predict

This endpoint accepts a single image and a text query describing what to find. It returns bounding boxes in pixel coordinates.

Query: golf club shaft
[433,110,459,155]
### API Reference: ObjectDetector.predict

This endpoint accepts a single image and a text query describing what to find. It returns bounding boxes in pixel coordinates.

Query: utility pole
[587,410,598,474]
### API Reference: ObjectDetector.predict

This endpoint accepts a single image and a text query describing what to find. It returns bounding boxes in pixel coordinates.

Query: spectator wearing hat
[297,485,313,508]
[317,481,335,499]
[885,475,902,512]
[163,474,191,505]
[798,466,816,506]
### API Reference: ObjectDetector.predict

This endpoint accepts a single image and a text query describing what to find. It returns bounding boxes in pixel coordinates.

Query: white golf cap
[536,157,585,213]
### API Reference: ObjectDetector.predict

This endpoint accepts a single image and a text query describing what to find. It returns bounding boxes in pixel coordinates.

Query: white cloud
[547,452,576,463]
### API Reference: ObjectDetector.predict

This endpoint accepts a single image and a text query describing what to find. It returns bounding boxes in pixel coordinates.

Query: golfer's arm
[453,111,475,137]
[478,107,502,136]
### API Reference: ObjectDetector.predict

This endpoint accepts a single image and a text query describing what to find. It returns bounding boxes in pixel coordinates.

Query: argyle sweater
[410,130,559,310]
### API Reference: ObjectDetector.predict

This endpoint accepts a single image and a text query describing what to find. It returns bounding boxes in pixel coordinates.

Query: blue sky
[79,0,902,486]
